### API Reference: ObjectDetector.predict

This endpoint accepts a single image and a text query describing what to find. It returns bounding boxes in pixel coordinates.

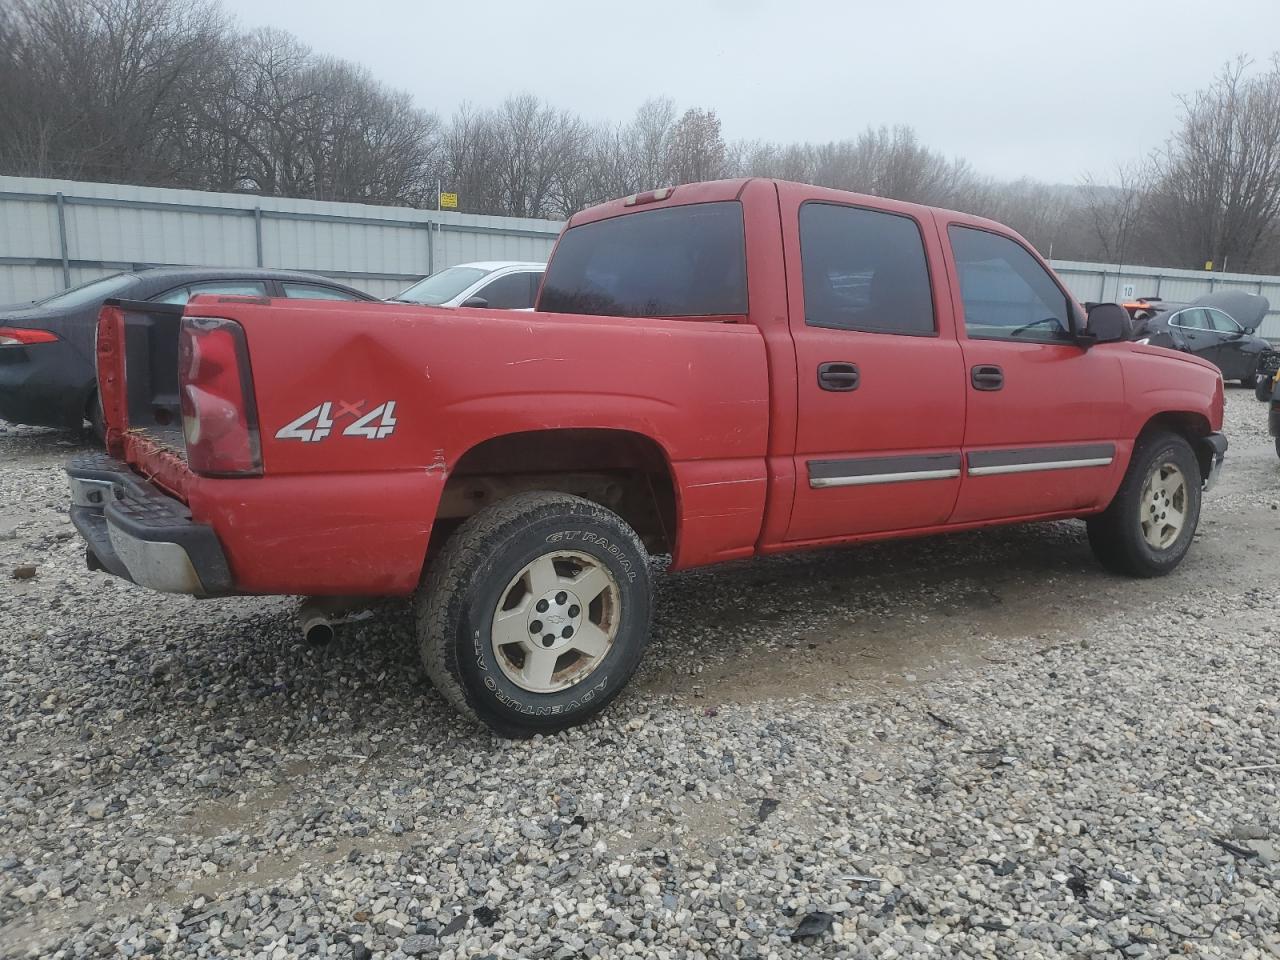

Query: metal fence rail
[4,176,1280,338]
[0,176,562,301]
[1051,260,1280,338]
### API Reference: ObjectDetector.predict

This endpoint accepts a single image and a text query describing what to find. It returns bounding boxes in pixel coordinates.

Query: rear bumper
[1198,431,1228,492]
[0,340,93,428]
[66,452,233,596]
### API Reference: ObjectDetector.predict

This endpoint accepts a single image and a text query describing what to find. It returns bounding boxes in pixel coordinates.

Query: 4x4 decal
[275,400,398,442]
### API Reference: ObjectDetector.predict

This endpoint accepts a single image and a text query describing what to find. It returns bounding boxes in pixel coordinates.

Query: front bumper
[66,452,232,596]
[1199,432,1227,492]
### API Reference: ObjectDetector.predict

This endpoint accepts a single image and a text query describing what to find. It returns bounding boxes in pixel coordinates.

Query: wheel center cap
[527,588,584,649]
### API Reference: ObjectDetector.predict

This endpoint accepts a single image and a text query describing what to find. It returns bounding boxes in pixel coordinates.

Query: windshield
[37,273,137,308]
[539,201,747,317]
[393,266,489,305]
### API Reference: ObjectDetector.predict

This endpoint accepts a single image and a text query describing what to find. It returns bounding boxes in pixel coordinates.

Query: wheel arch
[433,427,679,559]
[1137,411,1214,481]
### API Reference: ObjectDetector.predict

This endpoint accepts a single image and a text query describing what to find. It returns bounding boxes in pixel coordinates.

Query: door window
[1172,309,1210,330]
[949,226,1073,342]
[1206,309,1241,333]
[281,282,363,301]
[475,271,538,309]
[154,280,268,305]
[799,202,935,335]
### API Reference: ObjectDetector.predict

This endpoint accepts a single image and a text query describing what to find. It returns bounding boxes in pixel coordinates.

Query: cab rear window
[539,201,747,318]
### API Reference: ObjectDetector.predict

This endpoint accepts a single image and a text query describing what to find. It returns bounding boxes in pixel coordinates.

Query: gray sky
[221,0,1277,185]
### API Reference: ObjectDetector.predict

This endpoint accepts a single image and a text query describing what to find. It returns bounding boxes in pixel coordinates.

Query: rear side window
[799,202,935,335]
[539,202,747,317]
[154,280,268,305]
[281,282,363,301]
[476,271,539,309]
[1172,309,1210,330]
[949,226,1073,342]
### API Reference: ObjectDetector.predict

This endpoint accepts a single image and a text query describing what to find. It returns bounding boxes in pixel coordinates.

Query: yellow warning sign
[440,192,458,209]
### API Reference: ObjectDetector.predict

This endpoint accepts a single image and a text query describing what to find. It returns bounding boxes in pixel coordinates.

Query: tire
[88,391,105,443]
[1257,376,1273,402]
[1274,435,1280,460]
[416,491,653,737]
[1086,430,1201,578]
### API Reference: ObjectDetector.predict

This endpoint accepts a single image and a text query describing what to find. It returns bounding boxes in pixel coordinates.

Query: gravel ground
[2,389,1279,959]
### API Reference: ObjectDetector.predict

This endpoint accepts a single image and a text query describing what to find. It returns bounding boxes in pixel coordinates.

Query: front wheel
[1086,431,1201,577]
[416,492,653,737]
[1258,376,1274,402]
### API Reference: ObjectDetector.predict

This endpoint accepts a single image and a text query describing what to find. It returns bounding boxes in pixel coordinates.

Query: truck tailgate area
[97,298,191,496]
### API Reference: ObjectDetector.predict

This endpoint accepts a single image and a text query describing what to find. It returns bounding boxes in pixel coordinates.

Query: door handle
[971,364,1004,391]
[818,361,859,391]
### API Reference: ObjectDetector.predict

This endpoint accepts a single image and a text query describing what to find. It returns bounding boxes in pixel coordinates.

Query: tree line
[3,0,1280,273]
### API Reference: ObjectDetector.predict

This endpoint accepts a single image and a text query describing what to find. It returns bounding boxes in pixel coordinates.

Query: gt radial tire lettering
[544,531,636,581]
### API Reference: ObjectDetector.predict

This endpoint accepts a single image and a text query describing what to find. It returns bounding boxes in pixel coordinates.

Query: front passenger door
[1205,307,1249,379]
[944,224,1124,523]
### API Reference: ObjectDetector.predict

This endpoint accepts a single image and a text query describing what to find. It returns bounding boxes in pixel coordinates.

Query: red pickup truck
[67,179,1226,736]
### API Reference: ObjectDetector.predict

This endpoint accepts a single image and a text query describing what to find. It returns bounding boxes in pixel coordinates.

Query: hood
[1187,291,1270,330]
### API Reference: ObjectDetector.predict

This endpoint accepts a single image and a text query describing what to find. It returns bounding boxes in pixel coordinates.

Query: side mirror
[460,296,488,308]
[1081,302,1130,345]
[1245,325,1256,335]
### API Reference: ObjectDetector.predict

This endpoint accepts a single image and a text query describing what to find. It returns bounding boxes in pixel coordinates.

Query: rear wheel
[416,491,653,737]
[85,389,105,443]
[1086,430,1201,577]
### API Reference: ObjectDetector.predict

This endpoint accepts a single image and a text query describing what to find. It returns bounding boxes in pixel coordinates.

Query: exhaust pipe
[299,603,335,646]
[297,596,378,646]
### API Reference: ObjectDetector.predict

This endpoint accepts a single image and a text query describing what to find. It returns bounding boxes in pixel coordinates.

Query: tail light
[179,316,262,477]
[0,326,58,346]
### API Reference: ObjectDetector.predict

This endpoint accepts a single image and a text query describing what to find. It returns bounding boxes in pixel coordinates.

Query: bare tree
[667,108,726,184]
[1076,163,1151,264]
[1145,56,1280,271]
[0,0,230,183]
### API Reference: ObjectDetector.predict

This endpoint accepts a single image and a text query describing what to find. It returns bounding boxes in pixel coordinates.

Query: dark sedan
[1129,291,1271,386]
[0,268,374,431]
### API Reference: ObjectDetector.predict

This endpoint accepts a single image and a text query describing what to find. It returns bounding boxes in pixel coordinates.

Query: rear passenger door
[943,224,1124,523]
[1170,308,1217,361]
[783,199,967,543]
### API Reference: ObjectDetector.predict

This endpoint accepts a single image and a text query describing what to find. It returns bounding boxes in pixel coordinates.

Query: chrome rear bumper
[66,452,232,596]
